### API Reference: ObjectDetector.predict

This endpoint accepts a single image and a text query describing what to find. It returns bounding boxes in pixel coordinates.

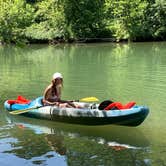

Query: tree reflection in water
[2,114,150,166]
[45,134,66,156]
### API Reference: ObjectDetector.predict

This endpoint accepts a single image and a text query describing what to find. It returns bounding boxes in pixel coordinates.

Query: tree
[144,0,166,40]
[0,0,34,43]
[64,0,109,39]
[105,0,148,41]
[25,0,66,42]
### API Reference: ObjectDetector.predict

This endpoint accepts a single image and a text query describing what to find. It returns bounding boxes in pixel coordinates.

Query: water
[0,42,166,165]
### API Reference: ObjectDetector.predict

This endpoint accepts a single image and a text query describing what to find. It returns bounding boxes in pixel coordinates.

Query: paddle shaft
[9,106,43,115]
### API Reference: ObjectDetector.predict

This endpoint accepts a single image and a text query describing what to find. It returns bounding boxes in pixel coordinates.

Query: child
[43,72,76,108]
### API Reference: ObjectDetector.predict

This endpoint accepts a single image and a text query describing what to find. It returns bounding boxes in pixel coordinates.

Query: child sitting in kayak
[43,72,78,108]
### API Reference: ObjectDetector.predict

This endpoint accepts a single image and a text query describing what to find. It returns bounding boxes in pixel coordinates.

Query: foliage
[25,0,66,41]
[61,0,110,39]
[105,0,148,41]
[0,0,34,44]
[0,0,166,44]
[144,0,166,40]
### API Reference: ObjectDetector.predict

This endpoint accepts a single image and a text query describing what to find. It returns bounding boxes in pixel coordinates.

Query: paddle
[9,96,99,115]
[79,97,99,102]
[9,106,43,115]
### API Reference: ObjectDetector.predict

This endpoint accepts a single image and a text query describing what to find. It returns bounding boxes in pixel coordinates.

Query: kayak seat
[104,101,136,111]
[98,100,113,110]
[123,101,136,109]
[7,95,31,105]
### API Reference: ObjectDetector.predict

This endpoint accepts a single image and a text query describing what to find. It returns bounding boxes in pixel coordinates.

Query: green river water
[0,42,166,166]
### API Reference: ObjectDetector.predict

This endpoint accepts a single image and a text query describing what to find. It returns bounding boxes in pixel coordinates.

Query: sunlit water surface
[0,42,166,166]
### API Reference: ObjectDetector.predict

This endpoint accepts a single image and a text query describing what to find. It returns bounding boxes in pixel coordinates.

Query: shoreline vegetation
[0,0,166,45]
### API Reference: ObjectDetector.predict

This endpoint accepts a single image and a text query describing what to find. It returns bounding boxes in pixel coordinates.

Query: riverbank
[1,37,166,46]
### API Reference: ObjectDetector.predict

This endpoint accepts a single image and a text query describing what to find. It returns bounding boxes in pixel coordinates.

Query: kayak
[4,96,149,126]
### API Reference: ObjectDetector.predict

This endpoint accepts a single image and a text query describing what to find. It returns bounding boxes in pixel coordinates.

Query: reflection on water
[0,113,150,166]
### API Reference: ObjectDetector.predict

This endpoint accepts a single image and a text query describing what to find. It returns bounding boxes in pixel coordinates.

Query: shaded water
[0,42,166,165]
